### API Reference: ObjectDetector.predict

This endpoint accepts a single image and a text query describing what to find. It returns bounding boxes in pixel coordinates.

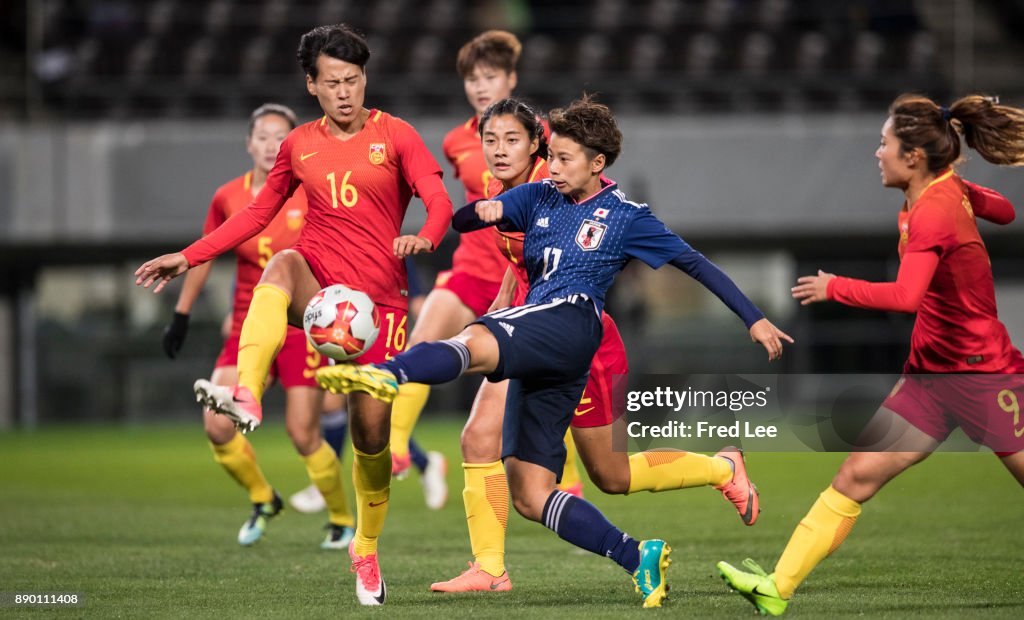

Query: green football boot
[315,364,399,403]
[716,558,789,616]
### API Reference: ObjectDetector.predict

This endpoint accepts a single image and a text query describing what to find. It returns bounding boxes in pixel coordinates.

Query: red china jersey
[489,157,549,305]
[896,172,1021,372]
[203,171,308,335]
[834,171,1022,373]
[443,116,511,284]
[182,110,451,310]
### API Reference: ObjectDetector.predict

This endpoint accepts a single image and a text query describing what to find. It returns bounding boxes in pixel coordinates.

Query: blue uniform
[455,178,763,476]
[496,179,689,315]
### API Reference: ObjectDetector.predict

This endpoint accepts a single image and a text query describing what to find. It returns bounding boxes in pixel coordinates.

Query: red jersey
[489,157,549,305]
[443,116,511,284]
[829,171,1022,373]
[204,171,308,335]
[182,110,451,310]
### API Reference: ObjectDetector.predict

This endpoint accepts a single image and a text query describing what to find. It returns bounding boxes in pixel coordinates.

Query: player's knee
[509,491,544,522]
[350,428,389,455]
[204,413,236,445]
[258,249,302,286]
[460,422,500,462]
[589,469,630,495]
[286,423,320,456]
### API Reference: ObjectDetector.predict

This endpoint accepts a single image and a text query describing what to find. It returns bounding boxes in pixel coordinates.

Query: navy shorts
[474,295,603,478]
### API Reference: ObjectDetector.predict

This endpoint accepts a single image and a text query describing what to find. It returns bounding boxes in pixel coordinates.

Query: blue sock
[541,490,641,573]
[321,408,348,457]
[409,437,428,473]
[377,340,470,385]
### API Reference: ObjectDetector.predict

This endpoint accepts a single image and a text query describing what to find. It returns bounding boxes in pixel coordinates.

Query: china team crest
[575,219,607,251]
[369,143,386,165]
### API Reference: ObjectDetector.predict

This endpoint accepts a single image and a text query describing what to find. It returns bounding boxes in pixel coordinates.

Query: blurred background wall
[1,0,1022,427]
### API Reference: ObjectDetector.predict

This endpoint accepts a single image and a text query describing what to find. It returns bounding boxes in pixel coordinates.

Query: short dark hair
[456,30,521,78]
[297,24,370,79]
[548,95,622,167]
[479,97,548,160]
[248,103,297,136]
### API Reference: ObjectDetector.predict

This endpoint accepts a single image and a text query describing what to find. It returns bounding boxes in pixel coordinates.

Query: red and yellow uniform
[439,116,513,315]
[183,110,452,363]
[488,160,629,428]
[828,171,1024,452]
[204,173,325,386]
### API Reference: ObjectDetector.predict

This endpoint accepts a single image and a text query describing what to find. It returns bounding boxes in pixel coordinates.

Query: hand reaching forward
[134,253,189,293]
[791,270,835,305]
[749,318,794,361]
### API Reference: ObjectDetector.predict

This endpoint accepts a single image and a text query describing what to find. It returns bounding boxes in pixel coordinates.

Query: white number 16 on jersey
[542,246,562,281]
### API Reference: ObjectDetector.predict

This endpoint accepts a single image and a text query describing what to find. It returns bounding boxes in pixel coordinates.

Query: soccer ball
[303,285,380,361]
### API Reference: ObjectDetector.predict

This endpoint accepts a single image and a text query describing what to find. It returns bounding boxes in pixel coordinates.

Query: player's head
[457,30,521,115]
[298,24,371,127]
[479,98,547,187]
[246,103,297,174]
[878,93,1024,188]
[547,95,622,198]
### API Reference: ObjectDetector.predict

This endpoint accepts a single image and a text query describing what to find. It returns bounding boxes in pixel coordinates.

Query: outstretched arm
[669,249,793,360]
[792,250,939,313]
[669,250,764,328]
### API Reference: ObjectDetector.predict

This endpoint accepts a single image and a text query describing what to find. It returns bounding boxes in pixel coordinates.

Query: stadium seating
[8,0,948,117]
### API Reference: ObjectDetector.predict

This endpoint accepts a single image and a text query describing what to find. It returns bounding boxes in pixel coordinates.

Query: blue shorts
[474,295,603,478]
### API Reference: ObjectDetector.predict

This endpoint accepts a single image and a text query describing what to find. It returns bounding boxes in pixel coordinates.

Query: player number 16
[326,170,358,208]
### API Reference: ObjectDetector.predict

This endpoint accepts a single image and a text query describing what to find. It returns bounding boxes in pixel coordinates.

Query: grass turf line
[1,420,1022,618]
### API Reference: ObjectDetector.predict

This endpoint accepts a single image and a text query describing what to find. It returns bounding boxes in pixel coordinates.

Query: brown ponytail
[889,93,1024,171]
[950,95,1024,166]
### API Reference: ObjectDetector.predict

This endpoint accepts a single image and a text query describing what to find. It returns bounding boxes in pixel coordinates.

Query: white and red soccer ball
[303,285,380,361]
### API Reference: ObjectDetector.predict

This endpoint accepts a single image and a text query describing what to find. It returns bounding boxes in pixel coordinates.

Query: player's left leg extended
[316,323,502,398]
[718,410,937,616]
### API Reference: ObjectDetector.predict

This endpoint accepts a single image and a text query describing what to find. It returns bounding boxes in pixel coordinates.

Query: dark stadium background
[1,0,1023,427]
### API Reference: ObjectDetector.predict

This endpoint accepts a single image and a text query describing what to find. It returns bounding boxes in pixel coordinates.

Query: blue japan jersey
[496,179,690,314]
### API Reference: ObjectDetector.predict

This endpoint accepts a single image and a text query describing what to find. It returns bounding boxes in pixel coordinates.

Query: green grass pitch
[1,419,1022,618]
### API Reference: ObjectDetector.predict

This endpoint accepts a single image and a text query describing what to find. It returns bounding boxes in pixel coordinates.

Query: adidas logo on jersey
[536,217,550,228]
[499,321,515,337]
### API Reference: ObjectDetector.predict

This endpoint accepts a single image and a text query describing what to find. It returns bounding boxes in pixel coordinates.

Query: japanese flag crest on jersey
[369,143,386,165]
[576,219,607,251]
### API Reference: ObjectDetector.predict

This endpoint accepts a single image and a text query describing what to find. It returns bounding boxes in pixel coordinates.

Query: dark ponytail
[889,93,1024,171]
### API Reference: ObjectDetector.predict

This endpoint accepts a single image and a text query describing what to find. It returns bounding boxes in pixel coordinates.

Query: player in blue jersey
[317,96,792,608]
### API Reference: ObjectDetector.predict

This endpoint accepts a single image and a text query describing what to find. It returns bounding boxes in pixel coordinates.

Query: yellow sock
[774,485,862,599]
[352,445,391,557]
[302,440,354,527]
[390,382,430,458]
[557,430,583,491]
[210,433,274,504]
[237,284,290,401]
[463,461,508,577]
[627,451,733,493]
